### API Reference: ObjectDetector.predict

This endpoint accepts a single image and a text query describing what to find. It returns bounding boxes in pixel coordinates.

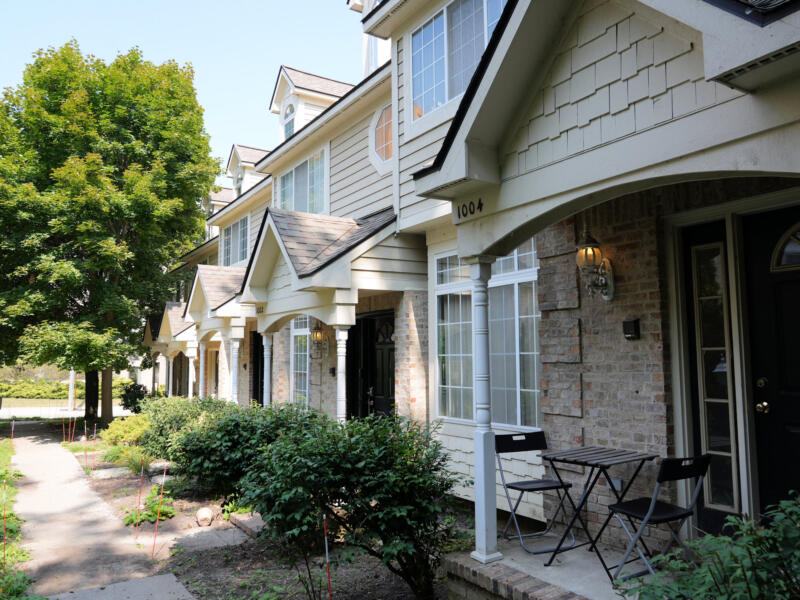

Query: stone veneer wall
[537,177,796,548]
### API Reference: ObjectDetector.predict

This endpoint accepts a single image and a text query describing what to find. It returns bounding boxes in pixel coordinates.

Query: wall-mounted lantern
[576,226,615,301]
[311,322,329,358]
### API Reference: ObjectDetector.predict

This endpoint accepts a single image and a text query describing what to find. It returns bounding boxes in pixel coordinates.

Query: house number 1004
[457,198,483,219]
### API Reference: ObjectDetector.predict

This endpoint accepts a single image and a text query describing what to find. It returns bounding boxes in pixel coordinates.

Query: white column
[68,369,76,411]
[198,343,207,398]
[187,356,195,399]
[230,339,241,405]
[262,333,272,406]
[167,356,174,397]
[335,327,349,423]
[469,258,502,564]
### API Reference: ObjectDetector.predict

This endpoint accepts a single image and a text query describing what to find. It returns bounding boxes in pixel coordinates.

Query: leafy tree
[0,41,217,421]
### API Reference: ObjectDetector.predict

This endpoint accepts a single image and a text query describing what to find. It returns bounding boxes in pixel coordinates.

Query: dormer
[226,144,270,197]
[269,66,354,142]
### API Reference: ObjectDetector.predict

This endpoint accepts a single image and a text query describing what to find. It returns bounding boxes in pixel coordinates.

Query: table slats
[541,446,658,468]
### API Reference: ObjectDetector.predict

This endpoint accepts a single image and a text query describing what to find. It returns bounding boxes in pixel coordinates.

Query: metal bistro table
[539,446,658,578]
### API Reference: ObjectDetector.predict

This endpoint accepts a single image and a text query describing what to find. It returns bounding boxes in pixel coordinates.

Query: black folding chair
[495,432,575,554]
[608,454,710,580]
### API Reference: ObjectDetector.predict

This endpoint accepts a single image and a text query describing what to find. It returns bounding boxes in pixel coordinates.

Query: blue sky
[0,1,365,185]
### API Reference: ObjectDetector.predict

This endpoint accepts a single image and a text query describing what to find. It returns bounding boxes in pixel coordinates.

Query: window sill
[403,96,460,145]
[434,416,543,433]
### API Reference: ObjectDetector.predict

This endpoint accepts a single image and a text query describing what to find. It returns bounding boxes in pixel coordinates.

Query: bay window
[278,150,325,214]
[435,238,541,427]
[222,215,249,266]
[411,0,508,120]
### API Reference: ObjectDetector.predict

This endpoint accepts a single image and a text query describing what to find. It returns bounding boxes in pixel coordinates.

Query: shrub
[623,494,800,599]
[0,377,131,400]
[240,413,464,600]
[174,404,324,497]
[100,414,150,446]
[120,382,147,413]
[140,396,232,461]
[124,484,175,526]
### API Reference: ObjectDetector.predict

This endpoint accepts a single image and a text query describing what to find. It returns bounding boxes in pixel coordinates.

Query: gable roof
[234,144,270,165]
[196,265,247,311]
[268,207,396,276]
[282,66,354,98]
[165,301,192,337]
[143,314,162,344]
[209,187,234,205]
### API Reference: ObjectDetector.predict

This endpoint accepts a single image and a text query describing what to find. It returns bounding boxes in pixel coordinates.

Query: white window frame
[221,214,249,266]
[368,104,393,175]
[283,104,296,140]
[290,316,310,408]
[433,241,541,430]
[275,145,329,215]
[404,0,507,130]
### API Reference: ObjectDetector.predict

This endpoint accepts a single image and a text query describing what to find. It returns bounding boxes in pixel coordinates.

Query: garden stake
[84,423,88,469]
[151,462,168,558]
[91,424,97,473]
[2,480,6,572]
[62,418,65,443]
[10,420,14,442]
[323,513,332,600]
[135,458,145,540]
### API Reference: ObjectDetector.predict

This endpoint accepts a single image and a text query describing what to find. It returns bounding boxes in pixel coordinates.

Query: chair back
[495,431,547,454]
[657,455,711,483]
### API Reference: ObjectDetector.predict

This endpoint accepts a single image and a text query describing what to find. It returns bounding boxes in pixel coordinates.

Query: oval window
[771,223,800,271]
[374,105,392,161]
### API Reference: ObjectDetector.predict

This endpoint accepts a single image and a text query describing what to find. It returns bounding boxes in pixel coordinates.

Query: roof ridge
[282,65,355,88]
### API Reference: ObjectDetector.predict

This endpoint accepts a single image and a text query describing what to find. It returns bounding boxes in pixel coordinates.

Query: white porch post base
[198,343,207,398]
[262,333,272,406]
[471,428,503,564]
[230,339,241,405]
[335,327,349,423]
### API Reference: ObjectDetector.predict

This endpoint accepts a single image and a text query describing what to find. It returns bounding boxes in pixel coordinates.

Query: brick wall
[537,177,796,548]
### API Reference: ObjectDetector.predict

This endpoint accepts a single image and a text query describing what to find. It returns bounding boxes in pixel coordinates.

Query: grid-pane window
[411,12,446,120]
[447,0,484,99]
[238,216,248,262]
[436,237,540,426]
[438,292,473,419]
[279,151,325,214]
[222,216,248,266]
[374,106,393,161]
[436,254,469,284]
[308,151,325,214]
[284,105,295,139]
[291,317,309,407]
[411,0,508,120]
[486,0,507,36]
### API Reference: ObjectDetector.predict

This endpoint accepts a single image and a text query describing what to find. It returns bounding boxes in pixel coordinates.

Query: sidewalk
[11,421,154,596]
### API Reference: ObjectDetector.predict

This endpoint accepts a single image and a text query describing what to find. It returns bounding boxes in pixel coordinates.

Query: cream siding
[330,115,393,219]
[250,206,266,255]
[502,0,744,180]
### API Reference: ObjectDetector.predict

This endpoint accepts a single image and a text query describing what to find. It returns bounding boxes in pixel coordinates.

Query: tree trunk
[84,370,99,421]
[100,367,113,424]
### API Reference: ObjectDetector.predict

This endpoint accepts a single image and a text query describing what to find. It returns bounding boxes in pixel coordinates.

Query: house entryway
[251,331,264,406]
[346,310,395,418]
[678,201,800,532]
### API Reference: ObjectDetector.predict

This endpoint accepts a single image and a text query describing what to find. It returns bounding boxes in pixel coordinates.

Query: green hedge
[0,378,131,400]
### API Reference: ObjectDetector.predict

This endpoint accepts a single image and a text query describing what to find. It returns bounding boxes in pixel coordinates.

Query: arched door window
[771,223,800,271]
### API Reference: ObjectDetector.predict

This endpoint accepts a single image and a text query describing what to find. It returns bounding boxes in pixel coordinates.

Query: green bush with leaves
[101,414,150,446]
[240,413,463,600]
[120,382,147,413]
[623,494,800,599]
[140,396,231,461]
[103,445,151,474]
[0,377,131,400]
[174,404,324,497]
[124,484,175,526]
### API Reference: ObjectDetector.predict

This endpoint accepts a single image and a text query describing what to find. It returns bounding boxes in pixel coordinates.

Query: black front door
[743,206,800,512]
[346,311,395,418]
[251,331,264,406]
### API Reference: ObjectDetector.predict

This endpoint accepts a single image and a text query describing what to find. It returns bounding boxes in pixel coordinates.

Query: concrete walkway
[11,421,157,596]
